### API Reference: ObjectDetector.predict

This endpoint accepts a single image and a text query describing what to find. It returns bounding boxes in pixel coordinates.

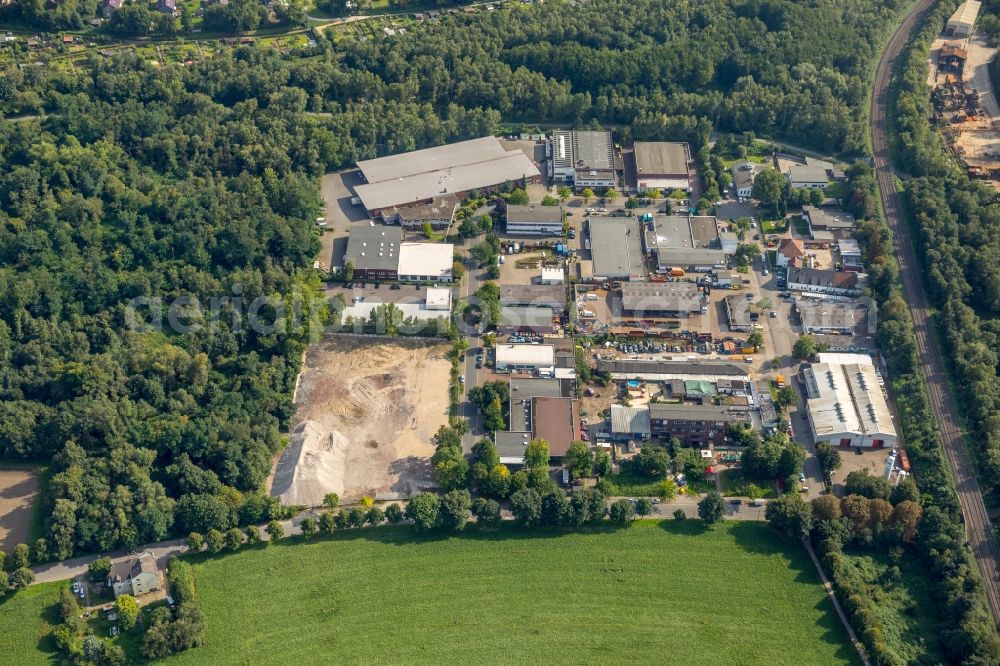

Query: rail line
[869,0,1000,624]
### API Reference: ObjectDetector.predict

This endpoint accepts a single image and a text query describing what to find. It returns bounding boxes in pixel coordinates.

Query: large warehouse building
[644,215,728,272]
[344,226,453,282]
[800,353,897,449]
[947,0,981,37]
[549,130,618,191]
[353,137,541,218]
[631,142,691,193]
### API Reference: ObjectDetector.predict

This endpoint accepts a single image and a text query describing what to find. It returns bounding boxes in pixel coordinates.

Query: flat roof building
[801,353,897,449]
[397,242,454,283]
[387,195,459,230]
[549,130,617,191]
[725,293,754,332]
[589,218,634,279]
[787,157,834,189]
[619,282,701,317]
[497,375,579,464]
[497,305,558,334]
[499,284,566,309]
[803,206,856,238]
[506,204,564,236]
[609,404,651,441]
[354,137,541,217]
[644,215,728,272]
[495,344,555,371]
[796,299,866,335]
[647,402,747,447]
[344,226,402,281]
[632,142,691,192]
[596,359,749,381]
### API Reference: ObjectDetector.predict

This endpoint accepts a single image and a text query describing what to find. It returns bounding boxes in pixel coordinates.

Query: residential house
[107,552,161,598]
[776,238,807,268]
[647,403,747,447]
[786,267,863,297]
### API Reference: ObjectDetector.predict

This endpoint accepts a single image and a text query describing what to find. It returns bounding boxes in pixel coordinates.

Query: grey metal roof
[620,282,701,314]
[499,305,557,328]
[654,248,727,267]
[506,204,563,224]
[495,431,531,461]
[725,294,753,329]
[596,359,749,377]
[787,267,860,291]
[499,284,566,308]
[358,136,509,183]
[647,402,741,422]
[633,142,690,176]
[344,225,403,272]
[509,377,565,432]
[572,131,614,169]
[610,405,651,435]
[589,218,631,278]
[803,206,856,230]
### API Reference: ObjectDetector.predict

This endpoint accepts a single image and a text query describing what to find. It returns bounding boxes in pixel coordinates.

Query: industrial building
[549,130,618,191]
[596,359,749,381]
[796,299,865,335]
[838,238,864,272]
[353,137,541,218]
[609,405,651,441]
[344,226,453,282]
[494,344,555,372]
[803,206,856,241]
[619,282,702,318]
[387,195,459,230]
[786,157,837,189]
[724,293,754,332]
[647,403,747,447]
[946,0,981,37]
[631,142,691,193]
[499,284,566,309]
[800,353,897,449]
[505,204,565,236]
[497,305,559,335]
[643,215,729,273]
[495,375,579,464]
[589,217,639,280]
[786,267,863,296]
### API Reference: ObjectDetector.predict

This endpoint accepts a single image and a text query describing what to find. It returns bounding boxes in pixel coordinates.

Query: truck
[579,309,595,318]
[776,374,786,388]
[670,267,686,277]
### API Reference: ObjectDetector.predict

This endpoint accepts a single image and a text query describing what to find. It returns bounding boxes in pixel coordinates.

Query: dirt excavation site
[269,337,450,506]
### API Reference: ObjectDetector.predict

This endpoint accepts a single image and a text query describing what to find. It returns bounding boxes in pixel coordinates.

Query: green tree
[185,533,204,553]
[439,490,472,530]
[774,386,796,412]
[792,334,820,359]
[384,504,404,524]
[116,594,140,630]
[646,188,662,200]
[635,498,654,517]
[406,493,441,531]
[816,442,842,477]
[593,449,613,477]
[265,520,284,542]
[319,512,336,534]
[580,188,595,203]
[698,491,725,525]
[10,567,33,589]
[422,221,434,239]
[471,498,502,527]
[658,478,679,502]
[205,529,224,553]
[89,556,113,581]
[12,543,29,570]
[609,498,634,525]
[225,527,244,550]
[765,493,813,540]
[245,525,261,544]
[603,188,618,201]
[509,488,542,526]
[557,186,573,200]
[541,195,559,206]
[563,441,594,479]
[432,443,469,491]
[751,167,787,212]
[523,438,550,469]
[507,188,529,205]
[735,217,751,240]
[365,507,384,526]
[811,495,842,522]
[299,517,317,539]
[323,493,340,511]
[344,260,355,282]
[747,329,764,352]
[673,508,687,520]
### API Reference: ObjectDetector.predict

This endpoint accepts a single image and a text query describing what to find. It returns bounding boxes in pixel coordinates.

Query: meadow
[163,521,858,665]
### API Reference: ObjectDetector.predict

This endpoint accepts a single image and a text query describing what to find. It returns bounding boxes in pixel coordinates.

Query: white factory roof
[540,267,564,283]
[495,344,555,367]
[802,354,896,439]
[424,287,452,310]
[354,137,541,212]
[397,242,454,279]
[341,301,451,322]
[610,405,651,436]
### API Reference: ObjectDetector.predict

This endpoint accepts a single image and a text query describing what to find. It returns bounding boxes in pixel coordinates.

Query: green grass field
[156,521,858,665]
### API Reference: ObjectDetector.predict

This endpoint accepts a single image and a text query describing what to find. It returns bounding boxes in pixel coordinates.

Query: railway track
[869,0,1000,624]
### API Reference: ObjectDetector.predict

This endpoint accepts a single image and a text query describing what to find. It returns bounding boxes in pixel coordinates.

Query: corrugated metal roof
[495,344,554,367]
[610,405,650,435]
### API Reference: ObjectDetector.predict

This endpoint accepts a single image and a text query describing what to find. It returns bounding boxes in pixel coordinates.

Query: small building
[938,42,968,76]
[499,284,566,309]
[497,305,558,335]
[724,293,753,332]
[647,403,747,447]
[387,195,459,230]
[540,267,564,285]
[495,344,555,372]
[397,242,453,283]
[786,267,863,297]
[776,238,807,268]
[424,286,452,311]
[787,157,835,189]
[719,231,739,254]
[801,353,897,448]
[596,359,750,382]
[717,378,752,395]
[506,205,564,236]
[107,552,161,598]
[732,162,759,198]
[631,141,691,193]
[803,206,856,238]
[156,0,177,14]
[838,238,864,272]
[102,0,122,18]
[946,0,981,37]
[619,282,701,318]
[609,404,651,441]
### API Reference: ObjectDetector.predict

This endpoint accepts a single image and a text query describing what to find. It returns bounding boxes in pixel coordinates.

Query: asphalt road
[869,0,1000,624]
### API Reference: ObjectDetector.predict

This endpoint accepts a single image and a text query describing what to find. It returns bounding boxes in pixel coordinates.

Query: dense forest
[0,0,915,559]
[891,3,1000,506]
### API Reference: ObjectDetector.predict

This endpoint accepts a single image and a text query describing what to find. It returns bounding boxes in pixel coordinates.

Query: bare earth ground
[0,468,38,552]
[269,337,450,506]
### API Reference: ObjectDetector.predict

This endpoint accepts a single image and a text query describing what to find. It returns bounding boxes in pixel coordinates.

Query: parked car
[769,311,777,318]
[459,374,465,384]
